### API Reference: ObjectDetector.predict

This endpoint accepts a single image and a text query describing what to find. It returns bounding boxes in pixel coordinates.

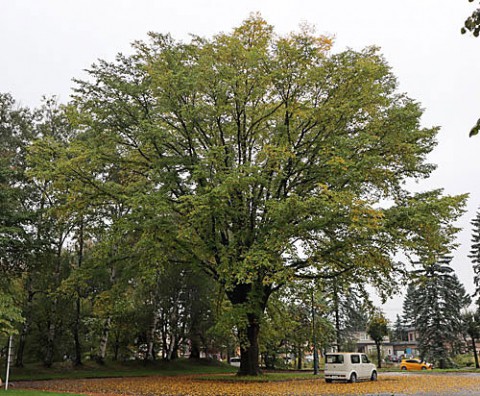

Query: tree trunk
[296,346,303,370]
[15,321,27,368]
[472,337,479,369]
[96,317,111,364]
[147,312,159,361]
[15,285,34,368]
[238,313,260,376]
[333,282,341,352]
[73,296,82,366]
[73,222,84,366]
[376,341,382,368]
[189,336,201,359]
[44,319,56,368]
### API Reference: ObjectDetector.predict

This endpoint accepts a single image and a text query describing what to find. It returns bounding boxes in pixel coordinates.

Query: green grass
[8,358,236,381]
[0,391,85,396]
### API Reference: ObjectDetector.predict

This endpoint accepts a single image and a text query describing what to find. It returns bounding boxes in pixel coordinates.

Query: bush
[452,353,475,368]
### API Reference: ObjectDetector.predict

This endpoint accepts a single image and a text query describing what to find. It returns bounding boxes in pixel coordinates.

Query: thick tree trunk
[227,281,270,376]
[189,336,201,359]
[238,313,261,376]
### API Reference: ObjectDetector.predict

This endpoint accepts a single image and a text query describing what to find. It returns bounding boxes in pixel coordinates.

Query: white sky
[1,0,480,321]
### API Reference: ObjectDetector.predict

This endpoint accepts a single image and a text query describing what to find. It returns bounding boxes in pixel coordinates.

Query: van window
[351,354,360,364]
[362,355,370,363]
[326,354,344,364]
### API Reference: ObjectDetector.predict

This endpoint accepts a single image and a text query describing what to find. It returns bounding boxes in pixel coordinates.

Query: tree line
[0,15,472,375]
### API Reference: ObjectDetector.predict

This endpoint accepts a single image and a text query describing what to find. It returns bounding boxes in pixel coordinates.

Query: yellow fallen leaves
[16,373,480,395]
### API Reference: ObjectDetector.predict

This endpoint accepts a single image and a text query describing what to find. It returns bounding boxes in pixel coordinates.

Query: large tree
[37,15,467,374]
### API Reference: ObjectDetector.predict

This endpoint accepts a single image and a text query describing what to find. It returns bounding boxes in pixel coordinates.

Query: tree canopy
[26,15,467,374]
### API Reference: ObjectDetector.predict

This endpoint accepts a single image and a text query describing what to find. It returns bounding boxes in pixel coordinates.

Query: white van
[324,352,377,383]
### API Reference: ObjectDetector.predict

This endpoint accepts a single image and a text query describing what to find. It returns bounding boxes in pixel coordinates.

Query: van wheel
[349,373,357,383]
[370,371,377,381]
[325,379,332,383]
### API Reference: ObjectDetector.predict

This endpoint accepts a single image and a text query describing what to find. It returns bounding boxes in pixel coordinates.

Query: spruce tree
[402,256,470,368]
[469,209,480,302]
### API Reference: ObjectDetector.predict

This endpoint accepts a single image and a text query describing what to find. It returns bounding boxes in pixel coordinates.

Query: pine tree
[469,209,480,303]
[392,314,408,342]
[402,256,470,369]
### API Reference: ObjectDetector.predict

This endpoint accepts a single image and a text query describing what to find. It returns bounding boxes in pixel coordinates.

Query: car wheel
[401,366,407,370]
[421,366,427,370]
[370,370,377,381]
[349,372,357,383]
[325,379,333,383]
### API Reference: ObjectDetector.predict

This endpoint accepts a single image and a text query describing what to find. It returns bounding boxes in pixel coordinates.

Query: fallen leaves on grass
[16,373,480,395]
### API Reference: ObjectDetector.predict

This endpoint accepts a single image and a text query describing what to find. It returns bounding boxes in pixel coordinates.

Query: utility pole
[311,286,319,375]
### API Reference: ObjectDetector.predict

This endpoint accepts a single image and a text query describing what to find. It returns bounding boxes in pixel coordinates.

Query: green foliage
[49,14,467,374]
[469,209,480,302]
[461,1,480,37]
[367,310,389,368]
[403,256,471,368]
[461,1,480,137]
[367,311,389,344]
[4,14,468,374]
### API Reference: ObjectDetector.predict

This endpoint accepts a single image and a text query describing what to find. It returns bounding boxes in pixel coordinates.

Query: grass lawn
[8,358,237,382]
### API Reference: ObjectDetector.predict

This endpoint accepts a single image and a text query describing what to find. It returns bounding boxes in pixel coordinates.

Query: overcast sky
[1,0,480,320]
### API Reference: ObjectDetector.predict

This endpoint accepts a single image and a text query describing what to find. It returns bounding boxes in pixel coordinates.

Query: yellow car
[400,358,433,370]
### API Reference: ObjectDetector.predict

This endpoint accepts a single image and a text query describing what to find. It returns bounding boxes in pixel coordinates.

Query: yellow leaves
[18,373,480,396]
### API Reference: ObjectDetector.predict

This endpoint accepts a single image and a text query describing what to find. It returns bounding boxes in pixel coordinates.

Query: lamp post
[5,335,12,390]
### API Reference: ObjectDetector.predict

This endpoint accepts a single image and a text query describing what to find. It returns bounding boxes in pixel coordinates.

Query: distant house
[352,328,420,358]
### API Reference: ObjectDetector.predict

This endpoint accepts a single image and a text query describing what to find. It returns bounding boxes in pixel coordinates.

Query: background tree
[461,310,480,369]
[392,314,408,343]
[0,93,36,351]
[403,256,471,368]
[325,282,370,352]
[367,310,389,368]
[470,209,480,303]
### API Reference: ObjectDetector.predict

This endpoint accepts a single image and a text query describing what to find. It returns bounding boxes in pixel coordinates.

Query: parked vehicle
[324,352,377,383]
[400,358,433,370]
[229,357,241,367]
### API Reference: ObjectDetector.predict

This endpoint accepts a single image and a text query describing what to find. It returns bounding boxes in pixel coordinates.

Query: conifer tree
[469,209,480,302]
[402,256,470,368]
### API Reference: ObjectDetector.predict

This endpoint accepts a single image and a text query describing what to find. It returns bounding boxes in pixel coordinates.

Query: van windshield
[326,354,344,364]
